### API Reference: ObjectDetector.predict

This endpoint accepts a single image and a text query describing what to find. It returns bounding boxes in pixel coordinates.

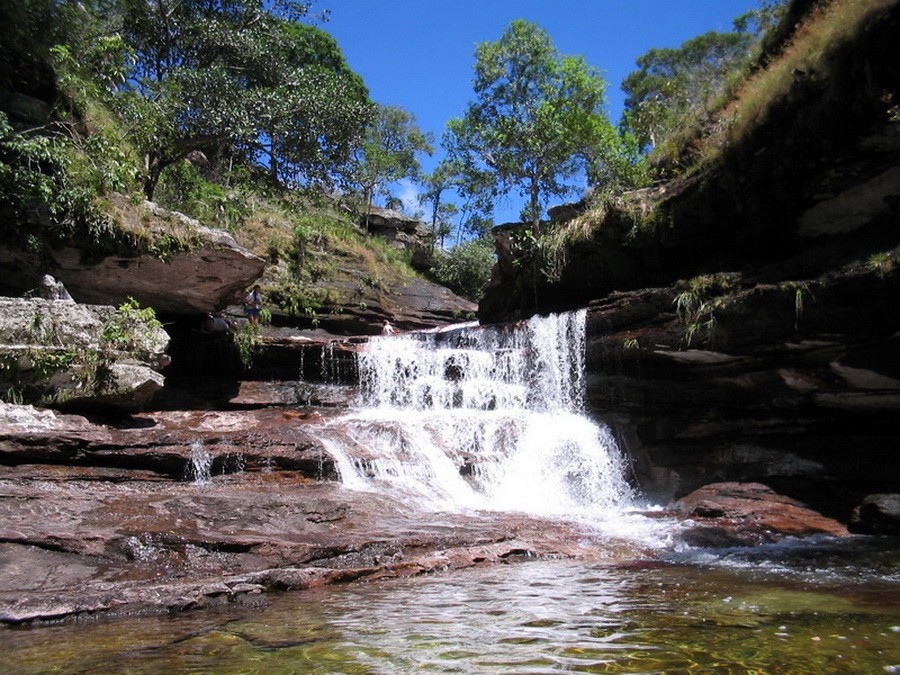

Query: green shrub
[233,323,262,369]
[673,273,741,347]
[101,297,163,356]
[0,113,106,249]
[154,161,248,232]
[432,238,495,301]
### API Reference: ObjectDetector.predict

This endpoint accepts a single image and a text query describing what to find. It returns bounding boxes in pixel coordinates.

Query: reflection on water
[4,538,899,674]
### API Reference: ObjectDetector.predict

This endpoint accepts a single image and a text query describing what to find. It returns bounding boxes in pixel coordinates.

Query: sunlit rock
[0,297,170,412]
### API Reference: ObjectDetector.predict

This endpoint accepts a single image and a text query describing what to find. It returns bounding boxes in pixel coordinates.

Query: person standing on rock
[245,285,264,325]
[381,319,396,335]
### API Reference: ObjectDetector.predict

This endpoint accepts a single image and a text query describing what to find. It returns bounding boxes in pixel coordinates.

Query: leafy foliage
[346,104,434,219]
[97,0,373,197]
[621,31,756,159]
[153,160,249,233]
[233,323,262,369]
[0,112,120,256]
[867,251,899,280]
[673,273,741,347]
[101,297,164,356]
[620,1,789,168]
[431,238,495,301]
[233,191,422,325]
[445,20,614,230]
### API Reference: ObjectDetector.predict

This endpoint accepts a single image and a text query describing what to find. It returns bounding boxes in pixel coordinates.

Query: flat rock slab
[0,473,635,624]
[0,406,856,625]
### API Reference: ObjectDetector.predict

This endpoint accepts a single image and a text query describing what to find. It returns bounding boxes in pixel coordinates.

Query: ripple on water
[2,547,899,673]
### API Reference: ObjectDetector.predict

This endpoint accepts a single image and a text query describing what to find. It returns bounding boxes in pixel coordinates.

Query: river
[3,311,898,672]
[4,540,899,672]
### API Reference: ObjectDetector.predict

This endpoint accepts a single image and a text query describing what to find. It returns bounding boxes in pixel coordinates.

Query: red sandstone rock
[675,482,849,546]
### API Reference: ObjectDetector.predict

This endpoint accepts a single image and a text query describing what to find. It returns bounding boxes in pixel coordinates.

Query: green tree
[432,237,495,301]
[586,122,651,196]
[734,0,789,37]
[419,160,458,248]
[445,20,610,231]
[621,30,756,153]
[107,0,372,197]
[346,103,433,228]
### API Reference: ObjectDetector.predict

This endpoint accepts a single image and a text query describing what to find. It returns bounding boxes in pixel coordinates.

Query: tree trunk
[144,154,164,201]
[530,175,541,234]
[363,184,374,232]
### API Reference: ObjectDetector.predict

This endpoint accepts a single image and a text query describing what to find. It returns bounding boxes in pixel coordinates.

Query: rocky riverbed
[0,387,853,626]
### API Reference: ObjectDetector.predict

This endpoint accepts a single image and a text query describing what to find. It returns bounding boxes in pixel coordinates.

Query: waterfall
[315,310,635,521]
[188,440,212,485]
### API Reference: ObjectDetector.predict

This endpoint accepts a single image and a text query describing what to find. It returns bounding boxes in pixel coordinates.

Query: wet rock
[849,493,900,535]
[0,463,625,624]
[674,482,849,547]
[0,404,336,479]
[229,380,356,408]
[798,165,900,237]
[578,265,900,519]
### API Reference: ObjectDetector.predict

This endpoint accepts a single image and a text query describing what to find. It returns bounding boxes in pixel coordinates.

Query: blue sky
[322,0,760,226]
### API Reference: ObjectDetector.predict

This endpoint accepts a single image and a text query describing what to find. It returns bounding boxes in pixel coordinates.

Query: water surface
[5,537,898,673]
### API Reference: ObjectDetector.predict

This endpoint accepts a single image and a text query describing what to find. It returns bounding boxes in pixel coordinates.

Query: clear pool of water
[4,536,899,673]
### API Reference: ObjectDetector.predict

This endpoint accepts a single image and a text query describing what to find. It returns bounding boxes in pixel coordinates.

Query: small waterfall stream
[315,310,636,521]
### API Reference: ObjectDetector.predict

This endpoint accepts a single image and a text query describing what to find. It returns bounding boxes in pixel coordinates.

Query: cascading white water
[315,310,636,521]
[188,440,212,485]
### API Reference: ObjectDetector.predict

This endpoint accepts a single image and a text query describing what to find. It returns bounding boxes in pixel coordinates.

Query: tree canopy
[620,1,788,158]
[94,0,373,197]
[445,20,612,230]
[345,103,433,225]
[621,30,755,154]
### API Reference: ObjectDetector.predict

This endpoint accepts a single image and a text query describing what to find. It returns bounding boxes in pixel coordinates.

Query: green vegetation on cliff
[479,0,900,326]
[0,0,449,317]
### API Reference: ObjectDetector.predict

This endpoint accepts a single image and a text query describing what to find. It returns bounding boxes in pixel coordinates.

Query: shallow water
[5,537,898,674]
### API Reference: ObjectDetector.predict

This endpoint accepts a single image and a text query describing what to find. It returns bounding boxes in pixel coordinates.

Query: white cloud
[396,179,422,217]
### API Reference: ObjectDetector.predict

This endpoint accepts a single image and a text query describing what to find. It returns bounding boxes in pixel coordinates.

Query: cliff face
[479,2,900,517]
[482,3,900,321]
[581,265,900,520]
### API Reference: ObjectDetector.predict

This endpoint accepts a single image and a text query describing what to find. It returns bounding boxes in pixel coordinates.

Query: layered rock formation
[1,0,896,628]
[0,401,648,624]
[480,3,900,322]
[0,194,267,313]
[580,259,900,523]
[0,294,170,411]
[359,205,432,252]
[478,2,900,523]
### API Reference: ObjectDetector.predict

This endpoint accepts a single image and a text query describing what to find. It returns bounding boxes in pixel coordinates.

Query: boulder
[849,493,900,534]
[359,206,432,250]
[0,296,170,412]
[675,482,848,546]
[0,194,265,313]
